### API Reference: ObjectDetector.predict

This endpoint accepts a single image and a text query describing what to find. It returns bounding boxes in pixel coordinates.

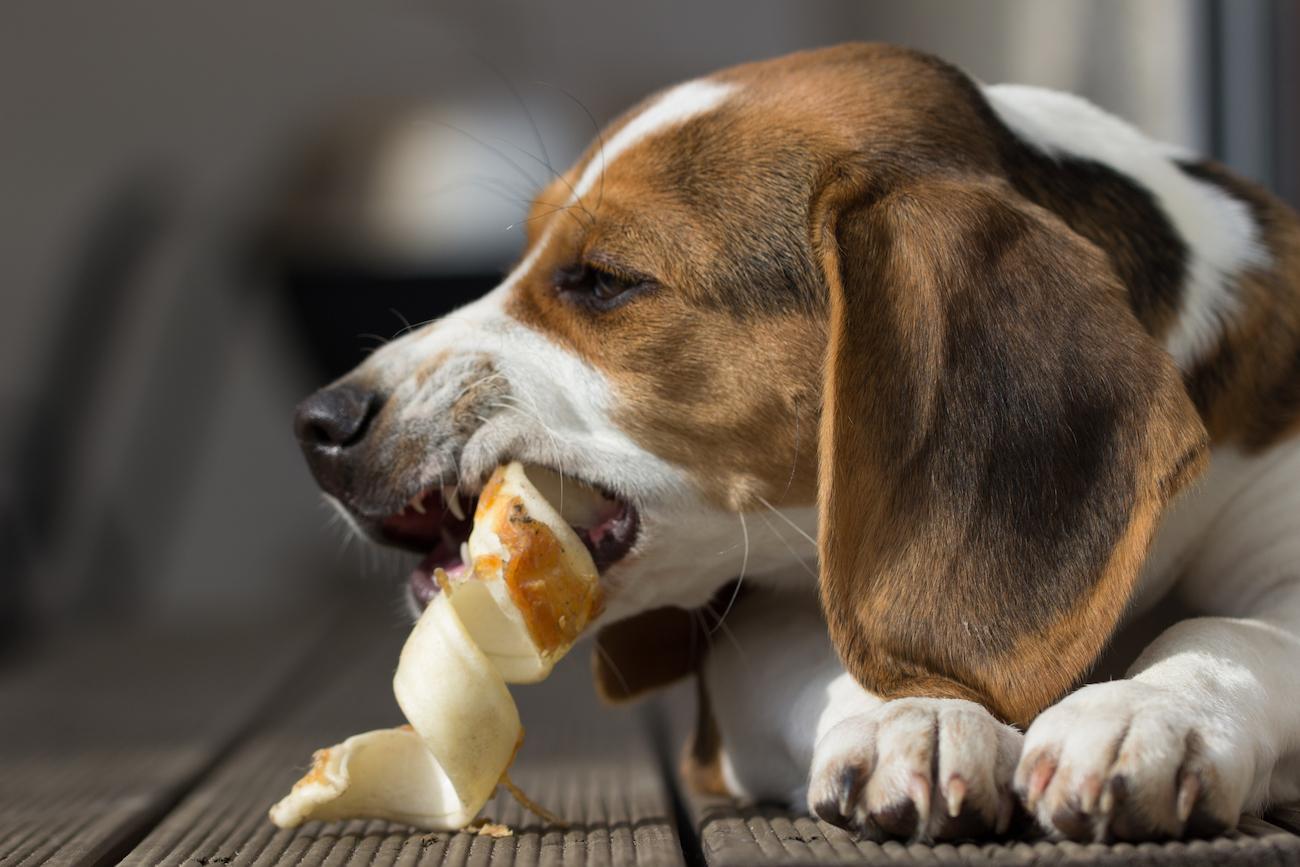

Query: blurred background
[2,0,1298,646]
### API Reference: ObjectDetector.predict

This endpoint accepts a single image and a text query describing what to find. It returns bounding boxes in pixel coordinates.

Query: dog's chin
[352,462,641,616]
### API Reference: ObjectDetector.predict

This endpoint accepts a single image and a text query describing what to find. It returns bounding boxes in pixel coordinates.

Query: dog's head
[293,44,1207,724]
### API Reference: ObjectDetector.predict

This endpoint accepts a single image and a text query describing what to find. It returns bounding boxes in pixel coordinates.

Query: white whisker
[593,641,633,698]
[757,510,818,580]
[709,512,749,635]
[690,608,715,653]
[711,612,749,663]
[754,495,817,548]
[448,371,507,406]
[700,599,749,665]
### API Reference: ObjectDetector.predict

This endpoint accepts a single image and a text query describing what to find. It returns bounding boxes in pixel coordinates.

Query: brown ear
[591,581,745,703]
[591,606,705,703]
[815,176,1208,727]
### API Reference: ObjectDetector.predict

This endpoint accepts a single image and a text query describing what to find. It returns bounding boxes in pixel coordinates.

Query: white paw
[807,697,1022,841]
[1015,681,1253,841]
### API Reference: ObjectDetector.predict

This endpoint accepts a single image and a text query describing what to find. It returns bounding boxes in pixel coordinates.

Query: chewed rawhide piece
[269,463,602,830]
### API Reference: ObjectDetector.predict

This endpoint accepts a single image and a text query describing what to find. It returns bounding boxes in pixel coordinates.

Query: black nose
[295,384,382,448]
[294,385,383,496]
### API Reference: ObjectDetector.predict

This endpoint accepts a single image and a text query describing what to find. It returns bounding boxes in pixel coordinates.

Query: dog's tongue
[410,538,473,609]
[409,552,445,609]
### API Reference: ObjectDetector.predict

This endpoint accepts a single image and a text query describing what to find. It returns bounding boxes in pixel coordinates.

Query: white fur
[703,593,848,803]
[571,79,737,201]
[983,84,1269,369]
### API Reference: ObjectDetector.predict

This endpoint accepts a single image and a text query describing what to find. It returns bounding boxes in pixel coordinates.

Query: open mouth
[379,465,639,610]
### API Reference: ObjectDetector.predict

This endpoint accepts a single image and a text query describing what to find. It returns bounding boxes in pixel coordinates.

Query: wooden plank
[685,797,1300,866]
[119,606,687,867]
[658,679,1300,866]
[1272,806,1300,836]
[0,607,334,867]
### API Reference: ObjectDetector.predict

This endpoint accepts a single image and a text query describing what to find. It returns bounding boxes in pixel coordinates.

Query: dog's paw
[1015,681,1252,842]
[807,697,1022,841]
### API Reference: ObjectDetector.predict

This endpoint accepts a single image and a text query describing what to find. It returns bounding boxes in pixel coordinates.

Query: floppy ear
[591,606,705,703]
[814,176,1208,727]
[590,581,744,703]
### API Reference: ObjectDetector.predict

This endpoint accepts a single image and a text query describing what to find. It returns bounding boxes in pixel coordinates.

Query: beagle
[293,44,1300,843]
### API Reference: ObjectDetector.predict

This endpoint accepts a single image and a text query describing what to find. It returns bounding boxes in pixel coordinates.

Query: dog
[292,44,1300,843]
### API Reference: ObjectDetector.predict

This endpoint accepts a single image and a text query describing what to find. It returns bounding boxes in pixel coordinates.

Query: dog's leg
[702,590,851,806]
[1018,446,1300,842]
[705,590,1021,841]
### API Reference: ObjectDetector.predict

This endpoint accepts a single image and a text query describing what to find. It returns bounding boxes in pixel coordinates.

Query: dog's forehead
[508,78,753,291]
[572,78,739,200]
[514,74,831,311]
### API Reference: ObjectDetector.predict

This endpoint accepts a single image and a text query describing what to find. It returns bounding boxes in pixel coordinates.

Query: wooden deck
[4,598,1299,867]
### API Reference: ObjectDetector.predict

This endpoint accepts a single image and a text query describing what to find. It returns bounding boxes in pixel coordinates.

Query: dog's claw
[1022,755,1057,812]
[908,773,932,835]
[1176,772,1200,824]
[945,775,967,818]
[1078,773,1102,814]
[995,790,1014,835]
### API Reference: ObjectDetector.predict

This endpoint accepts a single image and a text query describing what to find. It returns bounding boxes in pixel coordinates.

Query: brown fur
[591,605,707,703]
[591,582,743,703]
[681,674,731,797]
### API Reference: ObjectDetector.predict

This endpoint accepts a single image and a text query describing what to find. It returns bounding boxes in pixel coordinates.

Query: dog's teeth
[445,487,466,521]
[460,542,470,568]
[410,496,427,515]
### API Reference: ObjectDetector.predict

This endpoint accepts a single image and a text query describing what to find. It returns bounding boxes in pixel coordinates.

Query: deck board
[0,609,334,867]
[686,797,1300,866]
[117,607,685,867]
[655,681,1300,866]
[6,606,1300,866]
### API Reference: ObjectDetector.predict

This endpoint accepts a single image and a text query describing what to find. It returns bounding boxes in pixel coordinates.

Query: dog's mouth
[379,465,639,611]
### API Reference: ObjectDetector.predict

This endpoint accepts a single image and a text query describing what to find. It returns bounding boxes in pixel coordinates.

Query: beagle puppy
[293,44,1300,843]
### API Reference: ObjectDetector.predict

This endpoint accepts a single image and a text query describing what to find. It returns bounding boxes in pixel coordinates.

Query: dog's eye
[555,264,651,310]
[591,270,631,302]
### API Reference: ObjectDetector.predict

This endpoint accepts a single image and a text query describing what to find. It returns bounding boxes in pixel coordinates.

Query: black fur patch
[991,131,1191,338]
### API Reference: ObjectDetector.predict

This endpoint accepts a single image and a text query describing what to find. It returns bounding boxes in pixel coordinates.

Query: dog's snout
[294,384,383,448]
